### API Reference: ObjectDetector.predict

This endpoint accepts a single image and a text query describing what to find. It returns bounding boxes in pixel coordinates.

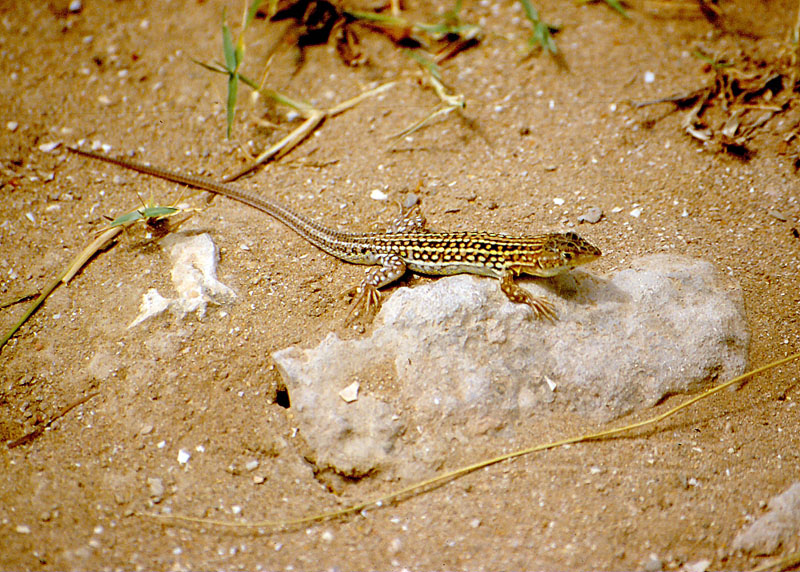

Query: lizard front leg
[499,268,557,321]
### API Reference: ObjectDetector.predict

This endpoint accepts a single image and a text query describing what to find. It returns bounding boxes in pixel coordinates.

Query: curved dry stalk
[141,350,800,531]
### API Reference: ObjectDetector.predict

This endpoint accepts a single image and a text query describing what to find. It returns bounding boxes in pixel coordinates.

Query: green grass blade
[245,0,263,28]
[226,72,238,139]
[603,0,629,18]
[518,0,559,55]
[222,19,236,72]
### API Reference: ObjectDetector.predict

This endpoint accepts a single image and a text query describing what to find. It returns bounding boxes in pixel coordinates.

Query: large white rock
[273,255,749,478]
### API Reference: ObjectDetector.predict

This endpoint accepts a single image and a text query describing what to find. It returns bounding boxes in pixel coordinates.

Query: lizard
[67,146,601,320]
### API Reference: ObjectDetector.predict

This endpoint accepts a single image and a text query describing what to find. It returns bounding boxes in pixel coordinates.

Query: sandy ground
[1,0,799,570]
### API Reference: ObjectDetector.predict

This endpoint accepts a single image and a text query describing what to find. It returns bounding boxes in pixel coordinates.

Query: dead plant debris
[633,47,800,161]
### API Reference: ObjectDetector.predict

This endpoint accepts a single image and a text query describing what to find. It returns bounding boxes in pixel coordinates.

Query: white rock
[273,255,748,478]
[38,141,60,153]
[177,449,191,464]
[339,381,359,403]
[732,482,800,555]
[162,233,236,318]
[129,288,170,328]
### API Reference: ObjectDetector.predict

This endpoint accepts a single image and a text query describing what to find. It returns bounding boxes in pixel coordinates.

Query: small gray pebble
[644,555,663,572]
[578,206,603,224]
[147,477,164,498]
[403,193,420,209]
[768,209,788,222]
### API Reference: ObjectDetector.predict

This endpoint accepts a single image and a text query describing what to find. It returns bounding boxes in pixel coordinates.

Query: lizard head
[517,231,602,277]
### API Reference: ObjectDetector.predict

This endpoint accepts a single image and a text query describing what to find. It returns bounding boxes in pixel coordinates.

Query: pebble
[683,559,711,572]
[577,206,603,224]
[553,197,565,206]
[97,95,112,106]
[339,381,359,403]
[38,141,60,153]
[643,554,663,572]
[177,449,191,464]
[403,193,420,209]
[370,189,388,201]
[768,209,788,222]
[16,524,31,534]
[147,477,164,498]
[245,459,260,471]
[6,121,18,132]
[321,530,334,542]
[388,538,403,554]
[252,475,266,485]
[629,207,643,218]
[139,424,153,435]
[68,0,82,12]
[644,71,655,84]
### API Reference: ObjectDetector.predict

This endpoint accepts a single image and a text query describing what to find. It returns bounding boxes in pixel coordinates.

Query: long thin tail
[66,147,360,256]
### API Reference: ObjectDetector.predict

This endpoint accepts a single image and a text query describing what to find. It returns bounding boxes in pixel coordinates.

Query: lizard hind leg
[344,253,408,324]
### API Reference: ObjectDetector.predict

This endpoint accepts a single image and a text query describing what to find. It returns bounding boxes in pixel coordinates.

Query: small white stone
[177,449,191,464]
[611,206,623,213]
[157,440,166,449]
[553,197,565,206]
[231,505,242,515]
[245,459,260,471]
[38,141,60,153]
[195,444,205,452]
[68,0,82,12]
[25,212,36,224]
[6,121,18,132]
[339,381,359,403]
[629,207,643,218]
[321,530,334,542]
[644,71,655,84]
[544,376,556,391]
[16,524,31,534]
[93,525,104,534]
[370,189,388,201]
[98,95,112,106]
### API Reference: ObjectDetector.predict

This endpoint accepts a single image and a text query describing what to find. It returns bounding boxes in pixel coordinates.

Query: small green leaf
[140,206,180,218]
[108,210,145,227]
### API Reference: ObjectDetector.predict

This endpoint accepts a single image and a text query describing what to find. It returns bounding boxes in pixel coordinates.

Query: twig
[7,391,100,449]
